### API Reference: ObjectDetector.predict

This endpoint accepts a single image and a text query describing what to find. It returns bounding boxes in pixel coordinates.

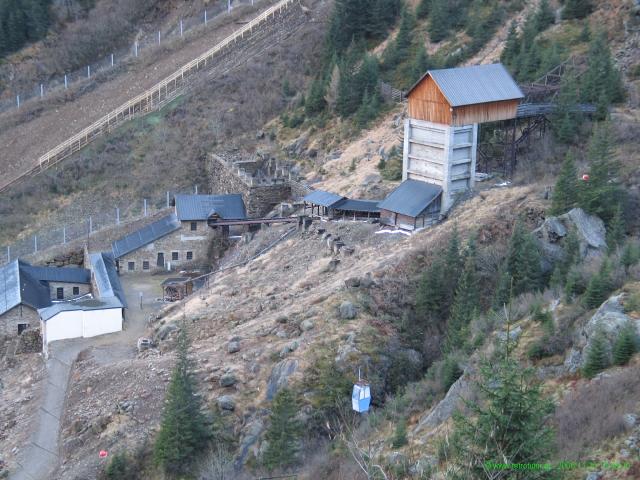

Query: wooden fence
[0,0,299,195]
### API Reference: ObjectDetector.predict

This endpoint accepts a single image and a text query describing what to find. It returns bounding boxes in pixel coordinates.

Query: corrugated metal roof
[112,214,181,259]
[22,265,90,284]
[303,190,346,208]
[89,252,128,308]
[38,296,123,321]
[409,63,524,107]
[0,260,53,315]
[333,199,381,213]
[175,194,247,221]
[378,180,442,217]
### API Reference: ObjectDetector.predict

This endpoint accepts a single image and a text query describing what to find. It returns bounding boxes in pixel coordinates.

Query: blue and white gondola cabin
[352,381,371,413]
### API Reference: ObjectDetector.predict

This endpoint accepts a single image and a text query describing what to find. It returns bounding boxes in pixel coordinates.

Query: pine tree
[416,0,431,19]
[583,260,613,309]
[154,328,211,477]
[448,355,555,478]
[553,72,582,143]
[612,322,638,366]
[582,330,610,378]
[262,388,302,471]
[501,21,521,67]
[441,356,463,390]
[579,122,625,223]
[534,0,555,32]
[446,241,478,352]
[606,203,625,253]
[621,242,640,274]
[550,151,580,214]
[416,259,447,322]
[564,267,584,302]
[391,418,408,447]
[562,0,593,20]
[503,220,543,297]
[428,0,450,42]
[305,76,327,116]
[492,265,512,310]
[410,43,429,86]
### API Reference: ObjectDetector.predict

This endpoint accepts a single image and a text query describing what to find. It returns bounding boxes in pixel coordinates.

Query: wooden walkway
[0,0,300,195]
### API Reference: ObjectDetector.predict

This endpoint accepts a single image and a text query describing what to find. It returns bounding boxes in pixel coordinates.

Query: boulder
[156,323,178,341]
[581,294,639,350]
[227,341,241,354]
[219,373,238,388]
[414,370,472,434]
[339,301,357,320]
[266,359,298,400]
[217,395,236,411]
[300,319,314,332]
[236,420,265,467]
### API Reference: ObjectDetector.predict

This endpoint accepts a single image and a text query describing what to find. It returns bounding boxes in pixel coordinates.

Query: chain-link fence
[0,189,201,265]
[0,0,264,114]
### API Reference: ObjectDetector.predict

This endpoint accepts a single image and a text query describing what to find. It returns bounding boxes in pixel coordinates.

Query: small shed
[161,277,193,302]
[407,63,524,126]
[303,190,346,217]
[332,199,381,220]
[378,180,442,230]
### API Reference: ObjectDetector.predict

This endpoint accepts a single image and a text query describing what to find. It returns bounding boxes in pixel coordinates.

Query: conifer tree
[305,76,327,116]
[550,151,580,214]
[503,220,543,296]
[553,72,582,143]
[562,0,593,20]
[621,242,640,273]
[416,0,431,19]
[582,329,610,378]
[262,388,302,471]
[448,352,555,478]
[428,0,450,42]
[446,240,478,352]
[534,0,555,32]
[154,328,211,477]
[606,203,625,253]
[410,43,430,85]
[583,260,613,309]
[612,322,638,366]
[416,259,447,322]
[493,265,512,310]
[500,21,521,67]
[564,267,584,302]
[441,356,463,390]
[391,418,408,447]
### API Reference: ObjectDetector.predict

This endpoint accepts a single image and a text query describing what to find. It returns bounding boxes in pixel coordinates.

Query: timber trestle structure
[0,0,301,195]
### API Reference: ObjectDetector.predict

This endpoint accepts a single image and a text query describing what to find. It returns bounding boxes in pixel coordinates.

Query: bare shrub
[553,366,640,460]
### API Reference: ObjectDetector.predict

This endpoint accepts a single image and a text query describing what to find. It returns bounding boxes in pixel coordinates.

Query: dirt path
[8,275,168,480]
[0,1,278,192]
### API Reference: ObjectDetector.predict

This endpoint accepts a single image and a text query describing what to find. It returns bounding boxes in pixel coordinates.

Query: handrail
[0,0,298,194]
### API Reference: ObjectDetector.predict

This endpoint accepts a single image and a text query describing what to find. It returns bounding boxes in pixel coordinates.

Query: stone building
[112,194,247,274]
[208,152,292,217]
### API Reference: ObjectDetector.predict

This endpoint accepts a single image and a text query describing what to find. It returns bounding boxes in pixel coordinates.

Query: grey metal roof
[409,63,524,107]
[89,252,128,308]
[378,180,442,217]
[21,265,90,284]
[0,260,52,316]
[303,190,346,208]
[333,199,381,213]
[38,296,123,321]
[112,214,181,258]
[175,194,247,221]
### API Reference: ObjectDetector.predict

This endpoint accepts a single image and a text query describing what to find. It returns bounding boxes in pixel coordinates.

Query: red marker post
[582,174,590,181]
[99,450,108,459]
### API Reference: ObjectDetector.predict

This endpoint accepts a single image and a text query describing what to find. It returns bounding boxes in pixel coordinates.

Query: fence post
[40,84,44,98]
[194,185,198,194]
[16,95,20,108]
[144,199,148,217]
[135,42,139,57]
[166,191,170,208]
[180,19,183,37]
[64,74,68,89]
[34,236,38,253]
[6,246,10,263]
[158,31,161,45]
[116,208,120,225]
[204,9,207,25]
[111,53,115,67]
[63,226,66,244]
[87,65,91,78]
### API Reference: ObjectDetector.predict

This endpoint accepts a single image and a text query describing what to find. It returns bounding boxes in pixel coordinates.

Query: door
[157,252,165,268]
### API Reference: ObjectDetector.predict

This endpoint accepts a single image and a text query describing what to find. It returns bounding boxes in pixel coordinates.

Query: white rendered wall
[44,310,84,344]
[43,308,123,344]
[403,118,478,214]
[82,308,123,338]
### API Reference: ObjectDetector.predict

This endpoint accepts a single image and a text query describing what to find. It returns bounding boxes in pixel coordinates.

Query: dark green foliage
[383,6,414,69]
[562,0,593,20]
[492,265,512,310]
[379,145,403,180]
[606,203,625,253]
[448,355,555,479]
[550,151,580,214]
[621,242,640,273]
[441,356,463,390]
[612,322,638,366]
[552,72,583,143]
[391,418,408,448]
[581,32,625,118]
[262,389,302,471]
[501,21,521,66]
[282,78,295,98]
[153,328,211,477]
[534,0,555,32]
[428,0,450,42]
[337,51,381,118]
[583,260,613,309]
[553,228,581,289]
[416,0,431,19]
[504,220,543,297]
[582,330,610,378]
[305,76,327,116]
[446,239,478,352]
[355,88,382,128]
[579,123,625,223]
[564,267,586,302]
[0,0,52,57]
[105,453,128,480]
[410,43,430,86]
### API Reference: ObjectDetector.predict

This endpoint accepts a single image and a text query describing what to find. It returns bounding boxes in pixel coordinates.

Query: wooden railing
[0,0,299,195]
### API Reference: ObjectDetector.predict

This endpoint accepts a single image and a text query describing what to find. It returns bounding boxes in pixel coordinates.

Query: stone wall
[116,221,216,275]
[47,281,91,300]
[0,305,40,337]
[208,154,292,217]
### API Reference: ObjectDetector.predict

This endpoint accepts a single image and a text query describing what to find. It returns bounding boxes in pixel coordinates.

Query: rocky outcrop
[266,359,298,400]
[534,208,607,269]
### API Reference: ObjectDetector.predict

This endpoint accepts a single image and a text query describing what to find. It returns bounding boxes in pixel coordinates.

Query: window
[186,251,193,261]
[73,286,80,295]
[172,251,179,261]
[143,261,150,270]
[190,222,197,231]
[128,261,135,271]
[18,323,28,335]
[56,287,64,300]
